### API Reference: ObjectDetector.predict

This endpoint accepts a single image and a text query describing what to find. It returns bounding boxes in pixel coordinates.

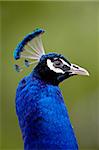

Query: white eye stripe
[47,59,65,74]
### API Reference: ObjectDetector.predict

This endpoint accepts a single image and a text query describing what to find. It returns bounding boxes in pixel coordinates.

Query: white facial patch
[47,59,65,74]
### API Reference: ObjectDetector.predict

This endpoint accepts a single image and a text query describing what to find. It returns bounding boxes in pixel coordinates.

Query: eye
[54,59,62,66]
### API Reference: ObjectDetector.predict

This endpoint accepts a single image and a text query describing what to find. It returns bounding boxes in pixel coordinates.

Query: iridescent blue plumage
[16,68,78,150]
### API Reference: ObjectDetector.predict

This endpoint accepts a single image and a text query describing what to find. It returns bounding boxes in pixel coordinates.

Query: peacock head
[34,52,89,85]
[14,28,89,85]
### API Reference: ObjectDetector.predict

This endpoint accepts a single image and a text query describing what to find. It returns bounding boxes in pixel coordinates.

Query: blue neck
[16,72,78,150]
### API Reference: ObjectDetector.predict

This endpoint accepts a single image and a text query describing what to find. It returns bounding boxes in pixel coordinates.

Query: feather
[14,28,45,60]
[13,28,45,72]
[16,73,78,149]
[14,64,23,72]
[24,59,38,67]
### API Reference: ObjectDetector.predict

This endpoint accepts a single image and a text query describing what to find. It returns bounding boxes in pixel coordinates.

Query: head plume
[13,28,45,72]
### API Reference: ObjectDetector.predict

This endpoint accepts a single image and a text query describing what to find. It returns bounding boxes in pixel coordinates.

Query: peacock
[14,28,89,150]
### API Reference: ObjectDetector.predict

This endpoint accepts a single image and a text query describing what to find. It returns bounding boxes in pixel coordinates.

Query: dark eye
[54,60,62,66]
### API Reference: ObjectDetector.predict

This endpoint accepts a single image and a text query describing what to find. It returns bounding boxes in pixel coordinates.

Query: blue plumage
[16,70,78,149]
[14,28,89,150]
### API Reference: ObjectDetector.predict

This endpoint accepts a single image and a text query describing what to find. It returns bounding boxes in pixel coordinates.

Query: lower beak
[69,63,89,76]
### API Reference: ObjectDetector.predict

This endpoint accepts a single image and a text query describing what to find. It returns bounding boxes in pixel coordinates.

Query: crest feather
[13,28,45,72]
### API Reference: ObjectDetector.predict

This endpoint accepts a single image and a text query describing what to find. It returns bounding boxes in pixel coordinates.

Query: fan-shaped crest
[13,28,45,72]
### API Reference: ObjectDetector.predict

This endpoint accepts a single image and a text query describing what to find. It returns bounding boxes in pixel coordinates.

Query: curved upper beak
[69,63,89,76]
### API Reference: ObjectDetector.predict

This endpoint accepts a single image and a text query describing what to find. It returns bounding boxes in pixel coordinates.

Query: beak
[69,63,89,76]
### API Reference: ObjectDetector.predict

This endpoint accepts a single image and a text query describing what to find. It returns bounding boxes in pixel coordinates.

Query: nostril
[73,65,79,69]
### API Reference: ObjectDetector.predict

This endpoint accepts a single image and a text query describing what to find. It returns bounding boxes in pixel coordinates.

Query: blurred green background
[1,1,99,150]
